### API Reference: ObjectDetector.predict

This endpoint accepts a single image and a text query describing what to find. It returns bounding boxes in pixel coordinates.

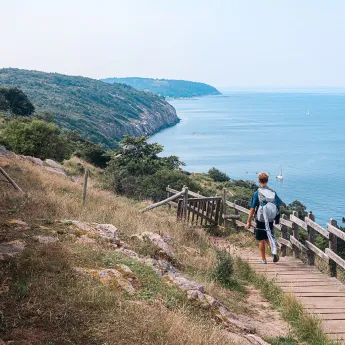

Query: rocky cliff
[0,68,180,148]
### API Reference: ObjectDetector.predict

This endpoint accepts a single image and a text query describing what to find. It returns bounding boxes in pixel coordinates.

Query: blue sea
[149,89,345,226]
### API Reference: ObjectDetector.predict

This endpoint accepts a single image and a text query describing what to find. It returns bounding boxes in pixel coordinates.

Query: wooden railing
[163,186,345,279]
[221,189,345,278]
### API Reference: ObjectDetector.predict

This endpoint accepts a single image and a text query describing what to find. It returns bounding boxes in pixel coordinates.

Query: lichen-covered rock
[0,240,26,260]
[75,266,136,294]
[164,272,205,292]
[34,236,59,244]
[187,290,219,309]
[7,219,28,226]
[94,224,118,243]
[142,231,174,260]
[65,220,91,231]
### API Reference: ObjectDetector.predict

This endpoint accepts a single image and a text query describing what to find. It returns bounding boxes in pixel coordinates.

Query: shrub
[208,167,230,182]
[212,250,234,288]
[2,118,72,161]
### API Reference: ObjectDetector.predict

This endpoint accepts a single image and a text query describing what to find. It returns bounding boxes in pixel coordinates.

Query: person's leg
[259,240,267,262]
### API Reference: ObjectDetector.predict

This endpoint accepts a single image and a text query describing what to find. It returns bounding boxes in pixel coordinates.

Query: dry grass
[0,157,237,345]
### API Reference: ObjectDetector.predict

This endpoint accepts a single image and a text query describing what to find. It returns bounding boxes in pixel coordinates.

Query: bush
[212,250,234,287]
[2,118,72,161]
[208,167,230,182]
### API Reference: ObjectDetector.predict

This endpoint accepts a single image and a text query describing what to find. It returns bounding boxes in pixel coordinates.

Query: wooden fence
[164,186,345,279]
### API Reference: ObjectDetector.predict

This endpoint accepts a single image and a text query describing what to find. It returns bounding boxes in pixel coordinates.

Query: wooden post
[329,218,338,277]
[82,168,90,206]
[307,212,315,265]
[183,187,188,221]
[222,188,227,227]
[292,211,300,258]
[167,185,171,210]
[281,214,288,257]
[0,167,24,193]
[233,200,239,232]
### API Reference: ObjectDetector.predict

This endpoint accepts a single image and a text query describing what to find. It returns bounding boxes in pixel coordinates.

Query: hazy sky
[2,0,345,87]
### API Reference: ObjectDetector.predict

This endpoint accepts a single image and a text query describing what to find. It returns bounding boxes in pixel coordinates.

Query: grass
[0,157,236,345]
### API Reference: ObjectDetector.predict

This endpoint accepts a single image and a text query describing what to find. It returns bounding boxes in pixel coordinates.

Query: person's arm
[246,208,255,229]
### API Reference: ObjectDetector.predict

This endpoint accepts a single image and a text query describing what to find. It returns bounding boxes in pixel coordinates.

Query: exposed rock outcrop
[75,265,137,294]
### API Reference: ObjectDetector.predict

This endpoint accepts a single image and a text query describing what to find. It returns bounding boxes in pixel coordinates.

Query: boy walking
[246,172,282,263]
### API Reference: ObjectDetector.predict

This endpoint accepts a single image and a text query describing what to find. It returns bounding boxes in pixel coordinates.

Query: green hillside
[102,77,221,98]
[0,69,179,148]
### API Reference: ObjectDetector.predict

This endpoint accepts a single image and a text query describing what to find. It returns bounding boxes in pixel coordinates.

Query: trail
[214,238,345,344]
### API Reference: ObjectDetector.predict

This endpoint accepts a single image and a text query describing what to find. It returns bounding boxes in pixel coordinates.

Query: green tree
[0,87,35,116]
[105,136,194,199]
[208,167,230,182]
[2,119,72,161]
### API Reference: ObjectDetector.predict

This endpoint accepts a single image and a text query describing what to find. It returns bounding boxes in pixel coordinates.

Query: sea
[149,88,345,226]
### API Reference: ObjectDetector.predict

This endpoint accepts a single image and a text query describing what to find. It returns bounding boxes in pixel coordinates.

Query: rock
[66,220,92,231]
[75,267,136,294]
[25,156,43,166]
[164,272,205,292]
[0,240,26,260]
[0,339,6,345]
[34,236,59,244]
[116,248,140,259]
[142,231,174,260]
[114,264,136,279]
[44,159,64,171]
[95,224,118,243]
[0,146,13,157]
[76,235,97,245]
[7,219,28,226]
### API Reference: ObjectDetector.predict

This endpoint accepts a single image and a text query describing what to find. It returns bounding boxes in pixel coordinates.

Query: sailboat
[276,165,283,180]
[307,110,310,115]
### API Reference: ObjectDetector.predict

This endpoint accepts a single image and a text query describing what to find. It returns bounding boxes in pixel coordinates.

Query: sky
[1,0,345,87]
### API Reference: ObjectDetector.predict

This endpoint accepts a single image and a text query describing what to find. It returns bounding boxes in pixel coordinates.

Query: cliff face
[0,68,180,148]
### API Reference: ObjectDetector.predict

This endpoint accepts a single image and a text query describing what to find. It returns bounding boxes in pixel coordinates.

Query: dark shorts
[255,221,273,241]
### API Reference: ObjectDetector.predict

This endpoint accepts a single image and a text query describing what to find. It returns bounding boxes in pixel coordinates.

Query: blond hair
[258,172,269,184]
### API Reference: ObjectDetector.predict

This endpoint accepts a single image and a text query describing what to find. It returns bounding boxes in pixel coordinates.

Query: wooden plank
[214,199,221,224]
[295,292,345,297]
[188,197,222,202]
[234,204,250,215]
[305,241,329,262]
[278,281,340,287]
[290,235,308,252]
[143,189,185,212]
[273,223,282,231]
[326,248,345,271]
[290,214,307,230]
[278,237,292,249]
[305,217,329,238]
[226,200,235,208]
[318,314,345,320]
[280,217,293,228]
[322,320,345,334]
[327,223,345,242]
[281,286,345,293]
[297,297,345,307]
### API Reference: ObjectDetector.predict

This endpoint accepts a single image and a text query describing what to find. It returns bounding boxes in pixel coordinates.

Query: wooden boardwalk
[159,186,345,343]
[235,249,345,343]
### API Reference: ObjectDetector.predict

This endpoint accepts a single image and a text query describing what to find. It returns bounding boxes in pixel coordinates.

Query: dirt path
[216,238,345,344]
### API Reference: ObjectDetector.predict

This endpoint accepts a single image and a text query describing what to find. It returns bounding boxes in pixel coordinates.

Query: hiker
[245,172,282,264]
